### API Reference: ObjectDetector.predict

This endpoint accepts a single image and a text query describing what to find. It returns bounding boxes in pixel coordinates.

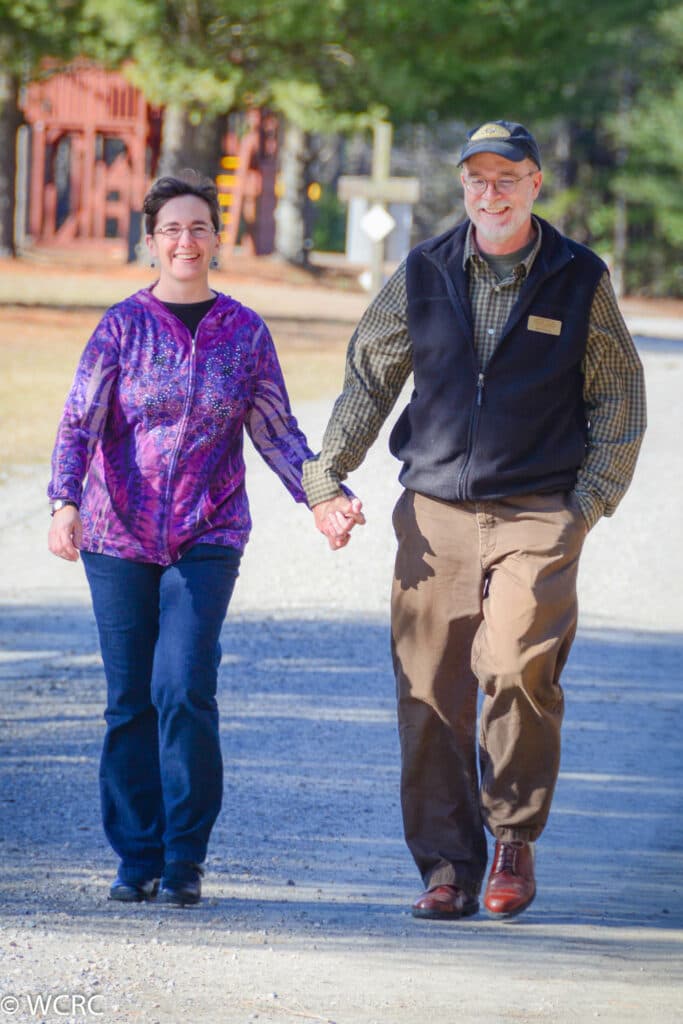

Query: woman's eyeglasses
[154,224,216,239]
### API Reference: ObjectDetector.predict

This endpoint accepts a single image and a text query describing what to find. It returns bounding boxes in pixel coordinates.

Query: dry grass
[0,306,349,469]
[0,307,100,469]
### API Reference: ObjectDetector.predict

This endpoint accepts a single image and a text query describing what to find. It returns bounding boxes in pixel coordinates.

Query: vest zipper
[457,372,485,495]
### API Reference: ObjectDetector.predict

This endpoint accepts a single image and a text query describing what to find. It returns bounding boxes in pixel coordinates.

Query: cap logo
[470,123,511,140]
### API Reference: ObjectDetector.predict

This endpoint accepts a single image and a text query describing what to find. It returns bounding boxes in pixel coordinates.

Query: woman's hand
[48,506,83,562]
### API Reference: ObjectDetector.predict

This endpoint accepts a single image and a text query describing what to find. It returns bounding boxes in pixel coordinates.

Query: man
[306,120,646,919]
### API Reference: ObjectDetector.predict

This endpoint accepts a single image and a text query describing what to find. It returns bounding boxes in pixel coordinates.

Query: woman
[48,171,338,906]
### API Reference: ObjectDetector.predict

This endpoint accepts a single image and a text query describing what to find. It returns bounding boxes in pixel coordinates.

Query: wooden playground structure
[20,63,278,257]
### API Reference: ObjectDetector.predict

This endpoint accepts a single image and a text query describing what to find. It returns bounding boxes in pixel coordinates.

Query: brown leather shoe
[412,884,479,920]
[483,840,536,918]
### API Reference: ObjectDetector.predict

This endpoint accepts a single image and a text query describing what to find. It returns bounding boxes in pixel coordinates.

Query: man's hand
[312,496,365,550]
[48,506,82,562]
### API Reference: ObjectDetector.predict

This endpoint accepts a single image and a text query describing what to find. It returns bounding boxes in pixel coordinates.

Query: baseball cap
[458,120,542,168]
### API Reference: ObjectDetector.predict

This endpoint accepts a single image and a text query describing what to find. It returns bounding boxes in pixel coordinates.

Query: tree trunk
[157,106,188,177]
[612,194,627,299]
[611,78,633,300]
[274,120,311,265]
[157,106,224,180]
[553,118,578,235]
[0,71,21,257]
[184,115,225,180]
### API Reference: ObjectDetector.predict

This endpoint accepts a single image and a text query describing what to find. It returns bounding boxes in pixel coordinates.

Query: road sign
[361,203,396,243]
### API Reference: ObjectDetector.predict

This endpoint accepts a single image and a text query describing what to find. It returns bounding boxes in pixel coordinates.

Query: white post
[370,122,392,294]
[338,122,420,297]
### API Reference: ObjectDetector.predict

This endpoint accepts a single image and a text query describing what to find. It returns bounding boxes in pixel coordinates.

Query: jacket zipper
[162,330,198,561]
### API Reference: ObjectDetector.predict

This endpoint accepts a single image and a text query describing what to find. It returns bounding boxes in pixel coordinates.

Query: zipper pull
[477,372,485,406]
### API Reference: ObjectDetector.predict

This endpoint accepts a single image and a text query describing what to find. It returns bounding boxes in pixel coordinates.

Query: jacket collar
[132,287,240,331]
[417,215,576,343]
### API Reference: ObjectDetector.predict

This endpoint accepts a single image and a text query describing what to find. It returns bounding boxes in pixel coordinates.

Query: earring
[210,256,219,269]
[150,259,155,268]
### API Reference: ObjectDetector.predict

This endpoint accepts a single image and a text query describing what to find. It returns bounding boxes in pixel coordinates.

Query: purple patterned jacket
[48,288,314,565]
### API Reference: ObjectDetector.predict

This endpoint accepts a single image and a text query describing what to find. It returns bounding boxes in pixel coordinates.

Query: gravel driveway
[0,336,682,1024]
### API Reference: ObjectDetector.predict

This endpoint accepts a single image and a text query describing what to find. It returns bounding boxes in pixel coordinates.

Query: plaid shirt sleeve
[574,272,647,529]
[302,262,413,507]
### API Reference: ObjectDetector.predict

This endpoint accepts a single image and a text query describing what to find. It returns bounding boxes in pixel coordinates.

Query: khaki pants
[391,489,586,894]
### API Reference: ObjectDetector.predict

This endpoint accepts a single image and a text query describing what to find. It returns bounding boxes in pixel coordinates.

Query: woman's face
[146,194,219,291]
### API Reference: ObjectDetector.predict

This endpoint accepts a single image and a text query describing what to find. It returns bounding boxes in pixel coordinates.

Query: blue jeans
[82,544,241,883]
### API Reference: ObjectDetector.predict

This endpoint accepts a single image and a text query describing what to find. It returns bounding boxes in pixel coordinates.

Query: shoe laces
[494,841,524,875]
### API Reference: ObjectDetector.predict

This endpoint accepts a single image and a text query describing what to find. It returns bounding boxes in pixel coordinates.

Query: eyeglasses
[463,170,538,196]
[153,224,216,239]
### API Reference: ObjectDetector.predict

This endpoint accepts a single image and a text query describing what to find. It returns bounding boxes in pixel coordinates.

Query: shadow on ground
[1,604,682,959]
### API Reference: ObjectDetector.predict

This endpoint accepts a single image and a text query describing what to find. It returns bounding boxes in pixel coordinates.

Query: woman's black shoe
[109,878,159,902]
[158,862,204,906]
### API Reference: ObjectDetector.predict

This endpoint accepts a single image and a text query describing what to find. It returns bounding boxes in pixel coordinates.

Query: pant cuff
[491,826,540,844]
[163,848,207,868]
[118,858,164,883]
[424,864,482,897]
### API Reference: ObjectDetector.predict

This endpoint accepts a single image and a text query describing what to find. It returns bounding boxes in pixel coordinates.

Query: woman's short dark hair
[143,170,221,235]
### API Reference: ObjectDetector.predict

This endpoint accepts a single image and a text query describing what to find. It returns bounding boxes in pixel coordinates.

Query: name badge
[528,315,562,336]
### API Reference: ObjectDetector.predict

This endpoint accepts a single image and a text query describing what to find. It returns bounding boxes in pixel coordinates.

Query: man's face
[461,153,542,255]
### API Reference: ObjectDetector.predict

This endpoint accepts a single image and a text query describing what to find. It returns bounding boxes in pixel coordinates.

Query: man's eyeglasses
[463,170,537,196]
[154,224,216,239]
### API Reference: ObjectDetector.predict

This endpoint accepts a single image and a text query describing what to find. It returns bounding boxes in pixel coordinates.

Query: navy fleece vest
[389,217,606,501]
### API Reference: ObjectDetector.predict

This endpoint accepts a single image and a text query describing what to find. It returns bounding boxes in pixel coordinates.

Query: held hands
[48,506,83,562]
[312,496,365,550]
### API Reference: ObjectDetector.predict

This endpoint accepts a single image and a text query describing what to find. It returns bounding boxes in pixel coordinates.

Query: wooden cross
[338,121,420,294]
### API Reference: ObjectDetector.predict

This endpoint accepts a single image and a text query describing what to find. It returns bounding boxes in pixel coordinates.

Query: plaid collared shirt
[302,220,646,529]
